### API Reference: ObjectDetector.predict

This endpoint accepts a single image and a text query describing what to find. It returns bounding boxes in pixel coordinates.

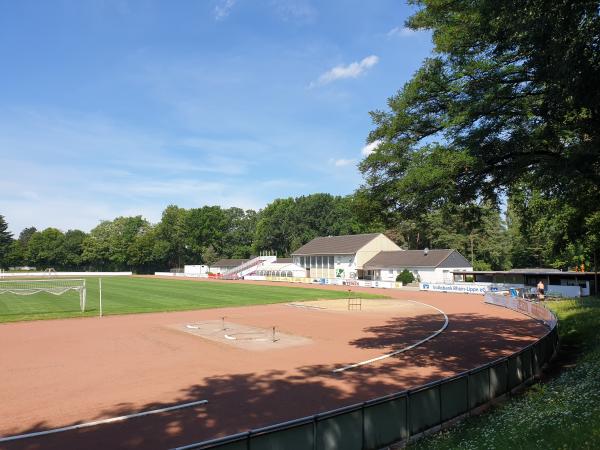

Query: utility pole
[470,233,475,266]
[595,249,598,296]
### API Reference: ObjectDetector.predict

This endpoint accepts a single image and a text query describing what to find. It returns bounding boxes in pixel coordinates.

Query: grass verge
[0,276,385,323]
[411,297,600,450]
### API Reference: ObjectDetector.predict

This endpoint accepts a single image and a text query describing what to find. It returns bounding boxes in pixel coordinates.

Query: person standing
[537,280,545,301]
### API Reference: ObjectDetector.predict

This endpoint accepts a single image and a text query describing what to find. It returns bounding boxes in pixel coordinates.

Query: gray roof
[363,250,470,269]
[292,233,382,256]
[276,257,293,263]
[212,258,249,268]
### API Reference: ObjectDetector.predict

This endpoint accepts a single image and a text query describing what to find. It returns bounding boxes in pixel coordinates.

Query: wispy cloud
[332,158,356,167]
[0,108,270,232]
[387,26,422,38]
[361,139,382,156]
[310,55,379,88]
[214,0,236,21]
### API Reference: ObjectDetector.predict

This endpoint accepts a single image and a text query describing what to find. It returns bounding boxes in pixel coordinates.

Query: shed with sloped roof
[363,249,472,283]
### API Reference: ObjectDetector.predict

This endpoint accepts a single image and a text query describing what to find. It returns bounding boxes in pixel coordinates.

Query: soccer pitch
[0,276,383,323]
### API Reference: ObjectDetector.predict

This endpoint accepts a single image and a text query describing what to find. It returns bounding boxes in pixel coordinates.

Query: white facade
[184,265,209,276]
[254,262,306,278]
[374,266,472,284]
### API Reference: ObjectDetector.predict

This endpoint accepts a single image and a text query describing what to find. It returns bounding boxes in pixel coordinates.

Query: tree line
[0,189,589,273]
[0,194,372,273]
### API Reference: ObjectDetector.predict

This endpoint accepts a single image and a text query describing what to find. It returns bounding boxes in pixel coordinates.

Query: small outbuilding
[363,249,472,283]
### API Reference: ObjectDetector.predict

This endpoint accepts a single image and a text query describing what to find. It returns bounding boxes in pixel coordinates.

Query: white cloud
[332,158,356,167]
[387,26,421,38]
[310,55,379,87]
[214,0,236,21]
[361,139,382,156]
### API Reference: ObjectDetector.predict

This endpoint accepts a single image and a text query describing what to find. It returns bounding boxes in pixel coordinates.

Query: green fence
[175,295,559,450]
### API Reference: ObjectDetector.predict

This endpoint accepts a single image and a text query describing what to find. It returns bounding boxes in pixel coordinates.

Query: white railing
[222,256,276,279]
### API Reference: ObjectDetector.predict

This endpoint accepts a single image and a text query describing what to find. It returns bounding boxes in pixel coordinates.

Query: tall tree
[253,194,373,256]
[26,228,65,269]
[156,205,188,268]
[82,216,148,270]
[359,0,600,262]
[18,227,37,246]
[61,230,87,270]
[0,215,14,269]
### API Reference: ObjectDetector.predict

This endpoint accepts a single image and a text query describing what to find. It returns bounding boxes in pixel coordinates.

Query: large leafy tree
[82,216,148,270]
[26,228,65,269]
[253,194,373,256]
[156,205,188,268]
[359,0,600,258]
[0,215,14,269]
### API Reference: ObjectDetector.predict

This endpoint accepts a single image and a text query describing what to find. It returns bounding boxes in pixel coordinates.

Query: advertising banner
[419,282,489,295]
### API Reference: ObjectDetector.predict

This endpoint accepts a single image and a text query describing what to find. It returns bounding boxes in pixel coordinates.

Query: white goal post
[0,279,87,312]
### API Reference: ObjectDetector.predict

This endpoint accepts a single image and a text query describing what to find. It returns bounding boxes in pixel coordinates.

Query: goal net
[0,279,87,312]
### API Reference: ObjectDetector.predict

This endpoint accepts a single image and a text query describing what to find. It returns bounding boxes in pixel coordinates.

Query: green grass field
[412,297,600,450]
[0,276,383,323]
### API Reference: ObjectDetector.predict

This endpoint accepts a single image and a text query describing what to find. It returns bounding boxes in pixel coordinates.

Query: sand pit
[287,297,438,315]
[171,319,312,351]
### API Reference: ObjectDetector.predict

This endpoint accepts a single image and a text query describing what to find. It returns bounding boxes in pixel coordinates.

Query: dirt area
[0,280,548,450]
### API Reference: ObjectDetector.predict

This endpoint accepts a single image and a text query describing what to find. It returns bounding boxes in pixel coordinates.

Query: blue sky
[0,0,432,234]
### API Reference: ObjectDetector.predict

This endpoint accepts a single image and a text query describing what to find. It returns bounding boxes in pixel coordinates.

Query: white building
[291,233,402,280]
[362,249,472,283]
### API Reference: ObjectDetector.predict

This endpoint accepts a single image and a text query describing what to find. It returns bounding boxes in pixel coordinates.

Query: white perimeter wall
[0,272,132,278]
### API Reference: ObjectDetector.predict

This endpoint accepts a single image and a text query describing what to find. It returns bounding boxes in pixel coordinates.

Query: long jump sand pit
[0,287,548,450]
[172,319,313,351]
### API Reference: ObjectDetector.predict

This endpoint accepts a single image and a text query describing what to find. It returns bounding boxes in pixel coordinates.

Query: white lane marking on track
[332,300,449,373]
[0,400,209,443]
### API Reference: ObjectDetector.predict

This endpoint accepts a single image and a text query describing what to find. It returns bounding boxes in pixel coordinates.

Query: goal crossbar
[0,278,87,312]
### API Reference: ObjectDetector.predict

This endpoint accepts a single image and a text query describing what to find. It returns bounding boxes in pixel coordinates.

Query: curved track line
[332,300,449,373]
[0,400,208,443]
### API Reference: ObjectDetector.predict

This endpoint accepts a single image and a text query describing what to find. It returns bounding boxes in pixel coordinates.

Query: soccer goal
[0,279,87,312]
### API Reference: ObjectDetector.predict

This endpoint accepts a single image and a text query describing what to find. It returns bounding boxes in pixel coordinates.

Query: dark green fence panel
[522,349,533,381]
[409,386,441,435]
[540,334,550,364]
[468,368,490,408]
[363,396,407,449]
[250,423,313,450]
[489,360,508,399]
[544,334,553,363]
[508,353,524,389]
[440,376,468,422]
[316,409,362,450]
[206,440,247,450]
[532,341,542,376]
[552,328,559,354]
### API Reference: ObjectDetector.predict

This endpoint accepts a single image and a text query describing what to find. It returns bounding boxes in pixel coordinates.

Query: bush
[396,269,415,285]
